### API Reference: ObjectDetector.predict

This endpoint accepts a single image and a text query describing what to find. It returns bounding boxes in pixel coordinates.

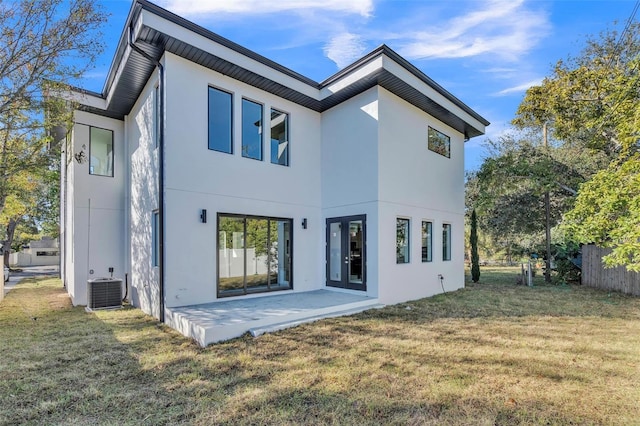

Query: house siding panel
[162,52,322,308]
[376,87,465,304]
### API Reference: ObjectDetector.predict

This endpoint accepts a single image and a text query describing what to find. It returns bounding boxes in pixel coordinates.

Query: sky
[82,0,639,171]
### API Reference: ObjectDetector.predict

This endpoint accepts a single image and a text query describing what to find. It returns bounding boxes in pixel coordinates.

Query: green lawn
[1,268,639,425]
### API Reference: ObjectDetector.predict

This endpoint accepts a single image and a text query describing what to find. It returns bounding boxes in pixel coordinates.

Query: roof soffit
[90,0,488,137]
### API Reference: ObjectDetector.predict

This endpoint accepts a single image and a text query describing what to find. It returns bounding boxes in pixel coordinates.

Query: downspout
[128,25,166,322]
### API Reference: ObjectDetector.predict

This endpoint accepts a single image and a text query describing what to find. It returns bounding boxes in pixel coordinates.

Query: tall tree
[470,210,480,283]
[0,0,106,216]
[0,0,105,257]
[514,22,640,271]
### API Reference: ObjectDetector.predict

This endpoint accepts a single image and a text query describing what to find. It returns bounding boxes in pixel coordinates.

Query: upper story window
[422,221,432,262]
[270,108,289,166]
[242,99,263,160]
[396,218,410,264]
[89,127,114,177]
[443,223,452,261]
[428,126,450,158]
[208,87,233,154]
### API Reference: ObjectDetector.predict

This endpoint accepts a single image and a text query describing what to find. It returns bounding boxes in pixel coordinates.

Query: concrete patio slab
[165,289,383,346]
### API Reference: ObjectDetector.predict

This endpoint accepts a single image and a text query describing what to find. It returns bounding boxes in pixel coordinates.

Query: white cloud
[396,0,550,61]
[324,33,367,69]
[159,0,374,18]
[495,79,543,96]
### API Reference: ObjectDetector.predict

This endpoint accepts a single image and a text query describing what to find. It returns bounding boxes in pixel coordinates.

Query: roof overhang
[77,0,489,139]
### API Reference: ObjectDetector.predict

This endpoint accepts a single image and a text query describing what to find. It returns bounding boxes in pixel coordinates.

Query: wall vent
[87,278,122,309]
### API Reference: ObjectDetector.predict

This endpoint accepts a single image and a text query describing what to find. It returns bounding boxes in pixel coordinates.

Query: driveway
[4,265,60,296]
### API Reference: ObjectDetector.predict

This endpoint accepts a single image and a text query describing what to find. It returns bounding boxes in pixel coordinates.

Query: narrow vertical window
[208,87,233,153]
[396,218,410,264]
[89,127,114,177]
[422,221,432,262]
[270,108,289,166]
[153,85,160,148]
[443,223,452,261]
[152,210,159,267]
[242,99,263,160]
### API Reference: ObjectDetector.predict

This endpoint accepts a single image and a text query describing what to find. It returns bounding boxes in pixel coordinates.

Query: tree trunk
[4,218,18,267]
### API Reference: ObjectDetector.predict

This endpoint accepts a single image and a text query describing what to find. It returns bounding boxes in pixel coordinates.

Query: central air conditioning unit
[87,278,122,310]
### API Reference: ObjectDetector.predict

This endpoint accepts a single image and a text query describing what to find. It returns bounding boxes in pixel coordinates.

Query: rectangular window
[208,87,233,153]
[89,127,114,177]
[443,223,452,261]
[152,210,159,267]
[218,213,292,296]
[422,221,432,262]
[153,85,160,148]
[428,126,450,158]
[270,108,289,166]
[242,99,263,160]
[396,218,410,264]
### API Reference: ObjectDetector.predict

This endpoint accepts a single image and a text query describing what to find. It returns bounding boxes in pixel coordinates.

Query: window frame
[428,126,451,158]
[421,221,433,262]
[270,107,290,166]
[396,217,411,264]
[208,86,234,154]
[152,210,159,267]
[241,97,264,161]
[443,223,452,261]
[88,126,114,177]
[217,212,294,297]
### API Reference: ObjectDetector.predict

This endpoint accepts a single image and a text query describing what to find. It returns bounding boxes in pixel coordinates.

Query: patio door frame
[325,215,366,291]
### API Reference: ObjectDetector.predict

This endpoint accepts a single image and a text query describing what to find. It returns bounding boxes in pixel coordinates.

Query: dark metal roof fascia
[102,2,145,96]
[320,69,484,139]
[140,27,322,111]
[82,0,488,135]
[322,44,489,127]
[134,0,321,89]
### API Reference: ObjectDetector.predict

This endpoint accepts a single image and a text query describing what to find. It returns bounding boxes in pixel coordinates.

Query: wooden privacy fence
[582,245,640,296]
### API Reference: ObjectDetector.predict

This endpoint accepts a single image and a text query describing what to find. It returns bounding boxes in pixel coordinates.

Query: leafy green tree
[0,0,106,253]
[468,133,607,265]
[470,210,480,282]
[563,155,640,271]
[514,23,640,157]
[513,22,640,271]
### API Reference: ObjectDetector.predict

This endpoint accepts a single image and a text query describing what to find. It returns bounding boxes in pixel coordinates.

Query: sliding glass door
[218,214,292,297]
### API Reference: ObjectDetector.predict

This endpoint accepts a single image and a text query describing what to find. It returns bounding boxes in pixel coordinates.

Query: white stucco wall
[376,87,465,304]
[127,68,161,318]
[161,53,322,308]
[65,111,125,306]
[321,87,380,298]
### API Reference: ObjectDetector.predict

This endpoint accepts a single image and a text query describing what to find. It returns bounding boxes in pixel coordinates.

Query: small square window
[396,218,410,264]
[428,126,450,158]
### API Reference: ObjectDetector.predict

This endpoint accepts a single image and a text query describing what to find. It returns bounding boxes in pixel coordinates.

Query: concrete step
[165,292,384,346]
[249,303,385,337]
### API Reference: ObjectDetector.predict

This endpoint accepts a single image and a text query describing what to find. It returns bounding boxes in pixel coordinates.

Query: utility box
[87,278,122,310]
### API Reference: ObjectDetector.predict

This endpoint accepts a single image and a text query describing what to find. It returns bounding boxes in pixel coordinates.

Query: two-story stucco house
[60,0,488,346]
